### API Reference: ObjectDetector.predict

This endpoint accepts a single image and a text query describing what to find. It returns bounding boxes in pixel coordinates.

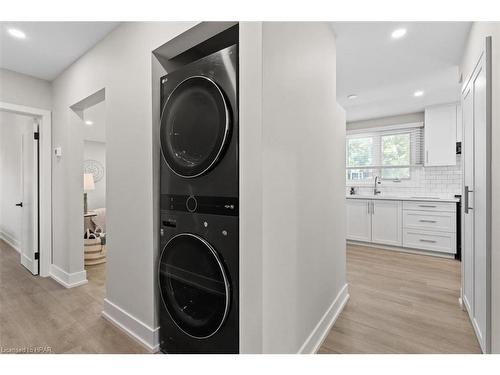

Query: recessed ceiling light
[7,28,26,40]
[347,94,358,100]
[413,90,424,97]
[85,120,94,126]
[391,28,407,39]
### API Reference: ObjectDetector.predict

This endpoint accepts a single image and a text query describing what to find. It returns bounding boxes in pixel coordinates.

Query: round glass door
[158,233,230,339]
[160,76,231,178]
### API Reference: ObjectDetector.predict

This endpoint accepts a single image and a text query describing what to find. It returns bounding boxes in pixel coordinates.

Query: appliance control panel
[161,194,238,216]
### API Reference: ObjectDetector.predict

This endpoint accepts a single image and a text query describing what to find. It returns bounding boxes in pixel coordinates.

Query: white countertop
[346,195,460,203]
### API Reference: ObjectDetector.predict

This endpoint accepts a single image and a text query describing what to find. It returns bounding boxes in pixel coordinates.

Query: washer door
[160,76,231,178]
[158,233,230,339]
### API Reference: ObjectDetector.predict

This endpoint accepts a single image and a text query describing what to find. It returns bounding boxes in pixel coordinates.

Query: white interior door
[462,83,474,315]
[461,39,491,353]
[20,120,39,275]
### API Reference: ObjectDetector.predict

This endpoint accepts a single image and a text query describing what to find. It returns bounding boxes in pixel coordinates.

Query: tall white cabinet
[461,40,491,353]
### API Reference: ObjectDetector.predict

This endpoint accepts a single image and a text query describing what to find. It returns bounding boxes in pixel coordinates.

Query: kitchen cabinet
[346,199,402,246]
[461,44,490,353]
[346,199,371,242]
[424,103,457,166]
[371,200,402,246]
[346,197,457,256]
[456,104,463,143]
[402,201,456,254]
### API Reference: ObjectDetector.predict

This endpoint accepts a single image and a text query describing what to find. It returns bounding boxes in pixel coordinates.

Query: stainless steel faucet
[374,176,381,195]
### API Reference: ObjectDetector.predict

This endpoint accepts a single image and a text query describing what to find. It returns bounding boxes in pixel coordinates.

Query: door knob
[15,202,23,207]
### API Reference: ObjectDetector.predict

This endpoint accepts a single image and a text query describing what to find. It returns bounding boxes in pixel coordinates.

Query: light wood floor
[0,239,146,353]
[319,244,482,354]
[0,240,482,354]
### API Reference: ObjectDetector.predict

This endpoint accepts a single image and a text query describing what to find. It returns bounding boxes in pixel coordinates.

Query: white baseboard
[297,283,350,354]
[102,298,159,353]
[0,230,20,253]
[347,240,455,259]
[50,264,88,288]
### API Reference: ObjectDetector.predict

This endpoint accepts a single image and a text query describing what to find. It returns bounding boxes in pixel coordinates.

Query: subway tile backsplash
[346,155,462,198]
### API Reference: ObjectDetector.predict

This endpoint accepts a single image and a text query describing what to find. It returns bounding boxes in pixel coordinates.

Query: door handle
[15,202,23,207]
[464,185,473,214]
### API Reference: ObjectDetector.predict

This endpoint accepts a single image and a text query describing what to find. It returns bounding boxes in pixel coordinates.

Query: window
[346,125,423,183]
[380,133,410,179]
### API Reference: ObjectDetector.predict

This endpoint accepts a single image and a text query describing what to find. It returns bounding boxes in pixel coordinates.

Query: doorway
[69,89,107,302]
[0,101,52,277]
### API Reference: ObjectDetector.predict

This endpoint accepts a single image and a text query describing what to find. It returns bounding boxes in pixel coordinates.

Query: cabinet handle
[372,201,375,215]
[418,205,436,208]
[426,150,429,164]
[419,239,437,243]
[464,185,473,214]
[367,201,370,215]
[419,219,437,223]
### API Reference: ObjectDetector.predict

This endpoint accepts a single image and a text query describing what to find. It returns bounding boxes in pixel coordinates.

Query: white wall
[460,22,500,353]
[0,68,52,110]
[0,111,33,249]
[83,140,106,210]
[50,22,198,349]
[260,22,347,353]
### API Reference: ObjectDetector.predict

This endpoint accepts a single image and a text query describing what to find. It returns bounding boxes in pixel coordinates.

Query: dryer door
[158,233,230,339]
[160,76,231,178]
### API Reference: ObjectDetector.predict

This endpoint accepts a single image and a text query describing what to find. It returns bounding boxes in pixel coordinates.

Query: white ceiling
[0,22,119,81]
[332,22,472,122]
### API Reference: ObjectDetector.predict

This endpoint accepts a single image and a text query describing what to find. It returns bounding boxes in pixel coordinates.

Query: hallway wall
[260,22,347,353]
[50,22,198,350]
[0,68,52,110]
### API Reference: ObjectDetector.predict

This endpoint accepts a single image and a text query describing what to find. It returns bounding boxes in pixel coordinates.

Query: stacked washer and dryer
[157,43,239,353]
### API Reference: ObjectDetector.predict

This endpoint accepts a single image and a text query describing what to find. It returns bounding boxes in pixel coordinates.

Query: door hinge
[34,252,39,260]
[34,132,40,140]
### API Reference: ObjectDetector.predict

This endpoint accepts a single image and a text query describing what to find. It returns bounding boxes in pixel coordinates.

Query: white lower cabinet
[346,198,457,255]
[346,199,402,246]
[371,200,402,246]
[346,199,371,242]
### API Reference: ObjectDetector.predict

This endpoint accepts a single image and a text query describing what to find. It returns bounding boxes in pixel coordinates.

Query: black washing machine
[158,44,239,354]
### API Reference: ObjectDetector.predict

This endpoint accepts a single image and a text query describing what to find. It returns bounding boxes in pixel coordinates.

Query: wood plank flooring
[0,239,482,354]
[319,244,482,354]
[0,239,146,353]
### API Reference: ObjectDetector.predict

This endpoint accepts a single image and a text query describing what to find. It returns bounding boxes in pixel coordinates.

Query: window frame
[346,127,419,184]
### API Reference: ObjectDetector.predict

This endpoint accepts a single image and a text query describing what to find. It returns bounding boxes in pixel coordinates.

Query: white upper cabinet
[456,104,463,143]
[424,103,458,166]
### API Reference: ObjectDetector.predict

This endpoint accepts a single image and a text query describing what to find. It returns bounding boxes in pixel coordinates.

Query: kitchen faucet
[374,176,381,195]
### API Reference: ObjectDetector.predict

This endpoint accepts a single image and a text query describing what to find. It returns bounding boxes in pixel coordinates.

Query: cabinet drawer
[403,200,456,212]
[403,229,456,254]
[403,210,456,233]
